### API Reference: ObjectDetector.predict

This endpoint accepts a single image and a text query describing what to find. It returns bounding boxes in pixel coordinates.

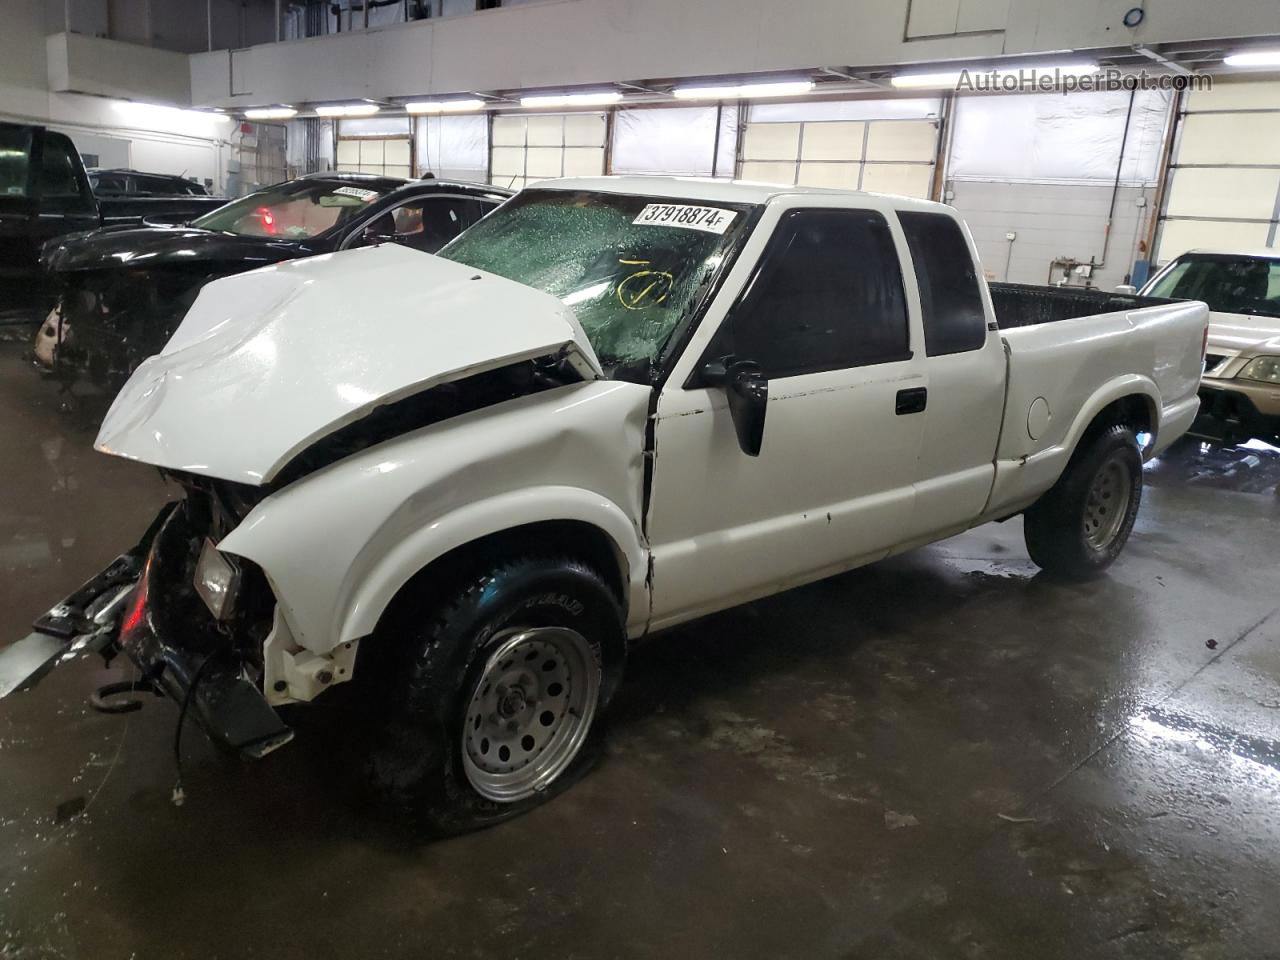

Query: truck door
[645,205,927,630]
[895,210,1006,539]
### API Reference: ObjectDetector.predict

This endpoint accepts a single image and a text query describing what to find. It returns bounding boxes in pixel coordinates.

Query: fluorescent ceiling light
[673,80,815,100]
[314,103,381,117]
[520,91,623,108]
[405,98,488,114]
[243,106,298,119]
[891,61,1096,88]
[114,101,232,124]
[1224,49,1280,67]
[889,71,964,89]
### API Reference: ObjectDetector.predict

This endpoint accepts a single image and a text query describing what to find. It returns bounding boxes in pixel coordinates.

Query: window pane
[562,146,604,177]
[491,116,526,147]
[742,123,800,161]
[797,162,860,189]
[386,198,468,252]
[41,138,83,197]
[1145,253,1280,319]
[39,134,94,212]
[800,121,865,161]
[740,161,796,185]
[564,113,606,147]
[898,211,987,356]
[860,163,933,198]
[715,209,909,379]
[2,126,34,196]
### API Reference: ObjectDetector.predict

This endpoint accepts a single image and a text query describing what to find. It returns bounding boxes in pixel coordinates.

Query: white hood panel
[95,245,601,484]
[1207,311,1280,355]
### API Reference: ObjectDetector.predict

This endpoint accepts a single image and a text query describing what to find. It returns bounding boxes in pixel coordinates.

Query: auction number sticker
[333,185,380,201]
[632,204,737,235]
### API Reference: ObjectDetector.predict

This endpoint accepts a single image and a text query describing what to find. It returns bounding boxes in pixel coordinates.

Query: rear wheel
[1023,424,1143,579]
[366,552,624,833]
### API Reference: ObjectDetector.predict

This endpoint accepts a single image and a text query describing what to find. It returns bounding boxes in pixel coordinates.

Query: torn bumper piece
[0,507,168,700]
[0,503,293,759]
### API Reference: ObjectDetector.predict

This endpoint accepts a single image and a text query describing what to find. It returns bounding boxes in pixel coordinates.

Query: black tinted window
[711,208,909,379]
[898,211,987,356]
[365,196,471,253]
[40,135,94,212]
[93,174,128,195]
[41,137,82,196]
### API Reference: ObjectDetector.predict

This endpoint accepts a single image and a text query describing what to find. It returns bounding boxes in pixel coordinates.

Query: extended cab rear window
[898,211,987,356]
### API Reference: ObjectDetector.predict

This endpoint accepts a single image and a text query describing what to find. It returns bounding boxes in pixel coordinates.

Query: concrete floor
[1,338,1278,960]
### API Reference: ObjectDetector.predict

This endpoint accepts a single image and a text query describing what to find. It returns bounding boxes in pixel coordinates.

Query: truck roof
[532,175,953,210]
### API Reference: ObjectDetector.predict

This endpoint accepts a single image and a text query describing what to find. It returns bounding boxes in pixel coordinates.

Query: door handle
[895,387,928,415]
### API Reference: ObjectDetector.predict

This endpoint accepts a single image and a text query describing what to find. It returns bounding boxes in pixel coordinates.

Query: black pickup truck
[0,122,226,319]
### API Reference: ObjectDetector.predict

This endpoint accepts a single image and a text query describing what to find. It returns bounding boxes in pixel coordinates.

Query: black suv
[89,169,212,197]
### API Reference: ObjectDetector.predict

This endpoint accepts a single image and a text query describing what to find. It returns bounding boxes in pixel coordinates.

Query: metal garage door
[1157,79,1280,262]
[490,113,608,191]
[739,115,939,198]
[335,137,413,179]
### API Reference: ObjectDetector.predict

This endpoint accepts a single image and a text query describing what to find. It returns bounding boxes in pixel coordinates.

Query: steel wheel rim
[461,627,600,803]
[1083,458,1132,550]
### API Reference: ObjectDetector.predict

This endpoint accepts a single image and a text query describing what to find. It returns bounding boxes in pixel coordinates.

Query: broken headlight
[193,537,241,621]
[1239,356,1280,385]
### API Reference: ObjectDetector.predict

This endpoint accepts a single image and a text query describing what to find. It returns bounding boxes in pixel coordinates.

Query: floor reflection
[1146,437,1280,496]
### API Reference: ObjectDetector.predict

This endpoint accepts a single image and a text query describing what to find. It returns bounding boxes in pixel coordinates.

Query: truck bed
[981,292,1208,521]
[989,282,1180,329]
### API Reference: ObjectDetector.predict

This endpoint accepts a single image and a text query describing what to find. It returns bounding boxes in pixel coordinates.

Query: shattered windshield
[438,189,755,380]
[192,179,397,239]
[1147,254,1280,318]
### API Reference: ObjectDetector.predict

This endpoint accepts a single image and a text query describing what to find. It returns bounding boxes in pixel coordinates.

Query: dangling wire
[171,654,217,807]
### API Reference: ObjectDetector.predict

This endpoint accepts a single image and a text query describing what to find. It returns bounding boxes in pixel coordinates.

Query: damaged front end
[36,266,211,391]
[5,244,614,760]
[1,479,296,759]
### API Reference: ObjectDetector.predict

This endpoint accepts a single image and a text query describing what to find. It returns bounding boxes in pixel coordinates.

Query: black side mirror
[702,355,768,457]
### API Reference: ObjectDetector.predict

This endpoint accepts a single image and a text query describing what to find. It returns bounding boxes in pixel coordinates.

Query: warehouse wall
[952,182,1153,288]
[0,0,235,193]
[189,0,1280,107]
[945,87,1167,288]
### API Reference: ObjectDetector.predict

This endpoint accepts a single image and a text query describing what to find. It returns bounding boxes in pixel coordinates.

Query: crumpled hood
[42,224,308,273]
[95,244,602,484]
[1207,311,1280,355]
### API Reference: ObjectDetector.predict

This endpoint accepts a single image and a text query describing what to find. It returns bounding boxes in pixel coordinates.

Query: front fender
[218,379,651,656]
[339,485,648,644]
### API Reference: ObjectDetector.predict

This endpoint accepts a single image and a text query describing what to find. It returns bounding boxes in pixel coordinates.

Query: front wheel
[366,552,624,833]
[1023,424,1143,580]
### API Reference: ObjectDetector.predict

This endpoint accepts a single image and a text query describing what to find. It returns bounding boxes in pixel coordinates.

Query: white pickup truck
[0,178,1207,830]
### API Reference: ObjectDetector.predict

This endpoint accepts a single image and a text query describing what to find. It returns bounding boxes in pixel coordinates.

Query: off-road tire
[366,553,624,834]
[1023,424,1143,580]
